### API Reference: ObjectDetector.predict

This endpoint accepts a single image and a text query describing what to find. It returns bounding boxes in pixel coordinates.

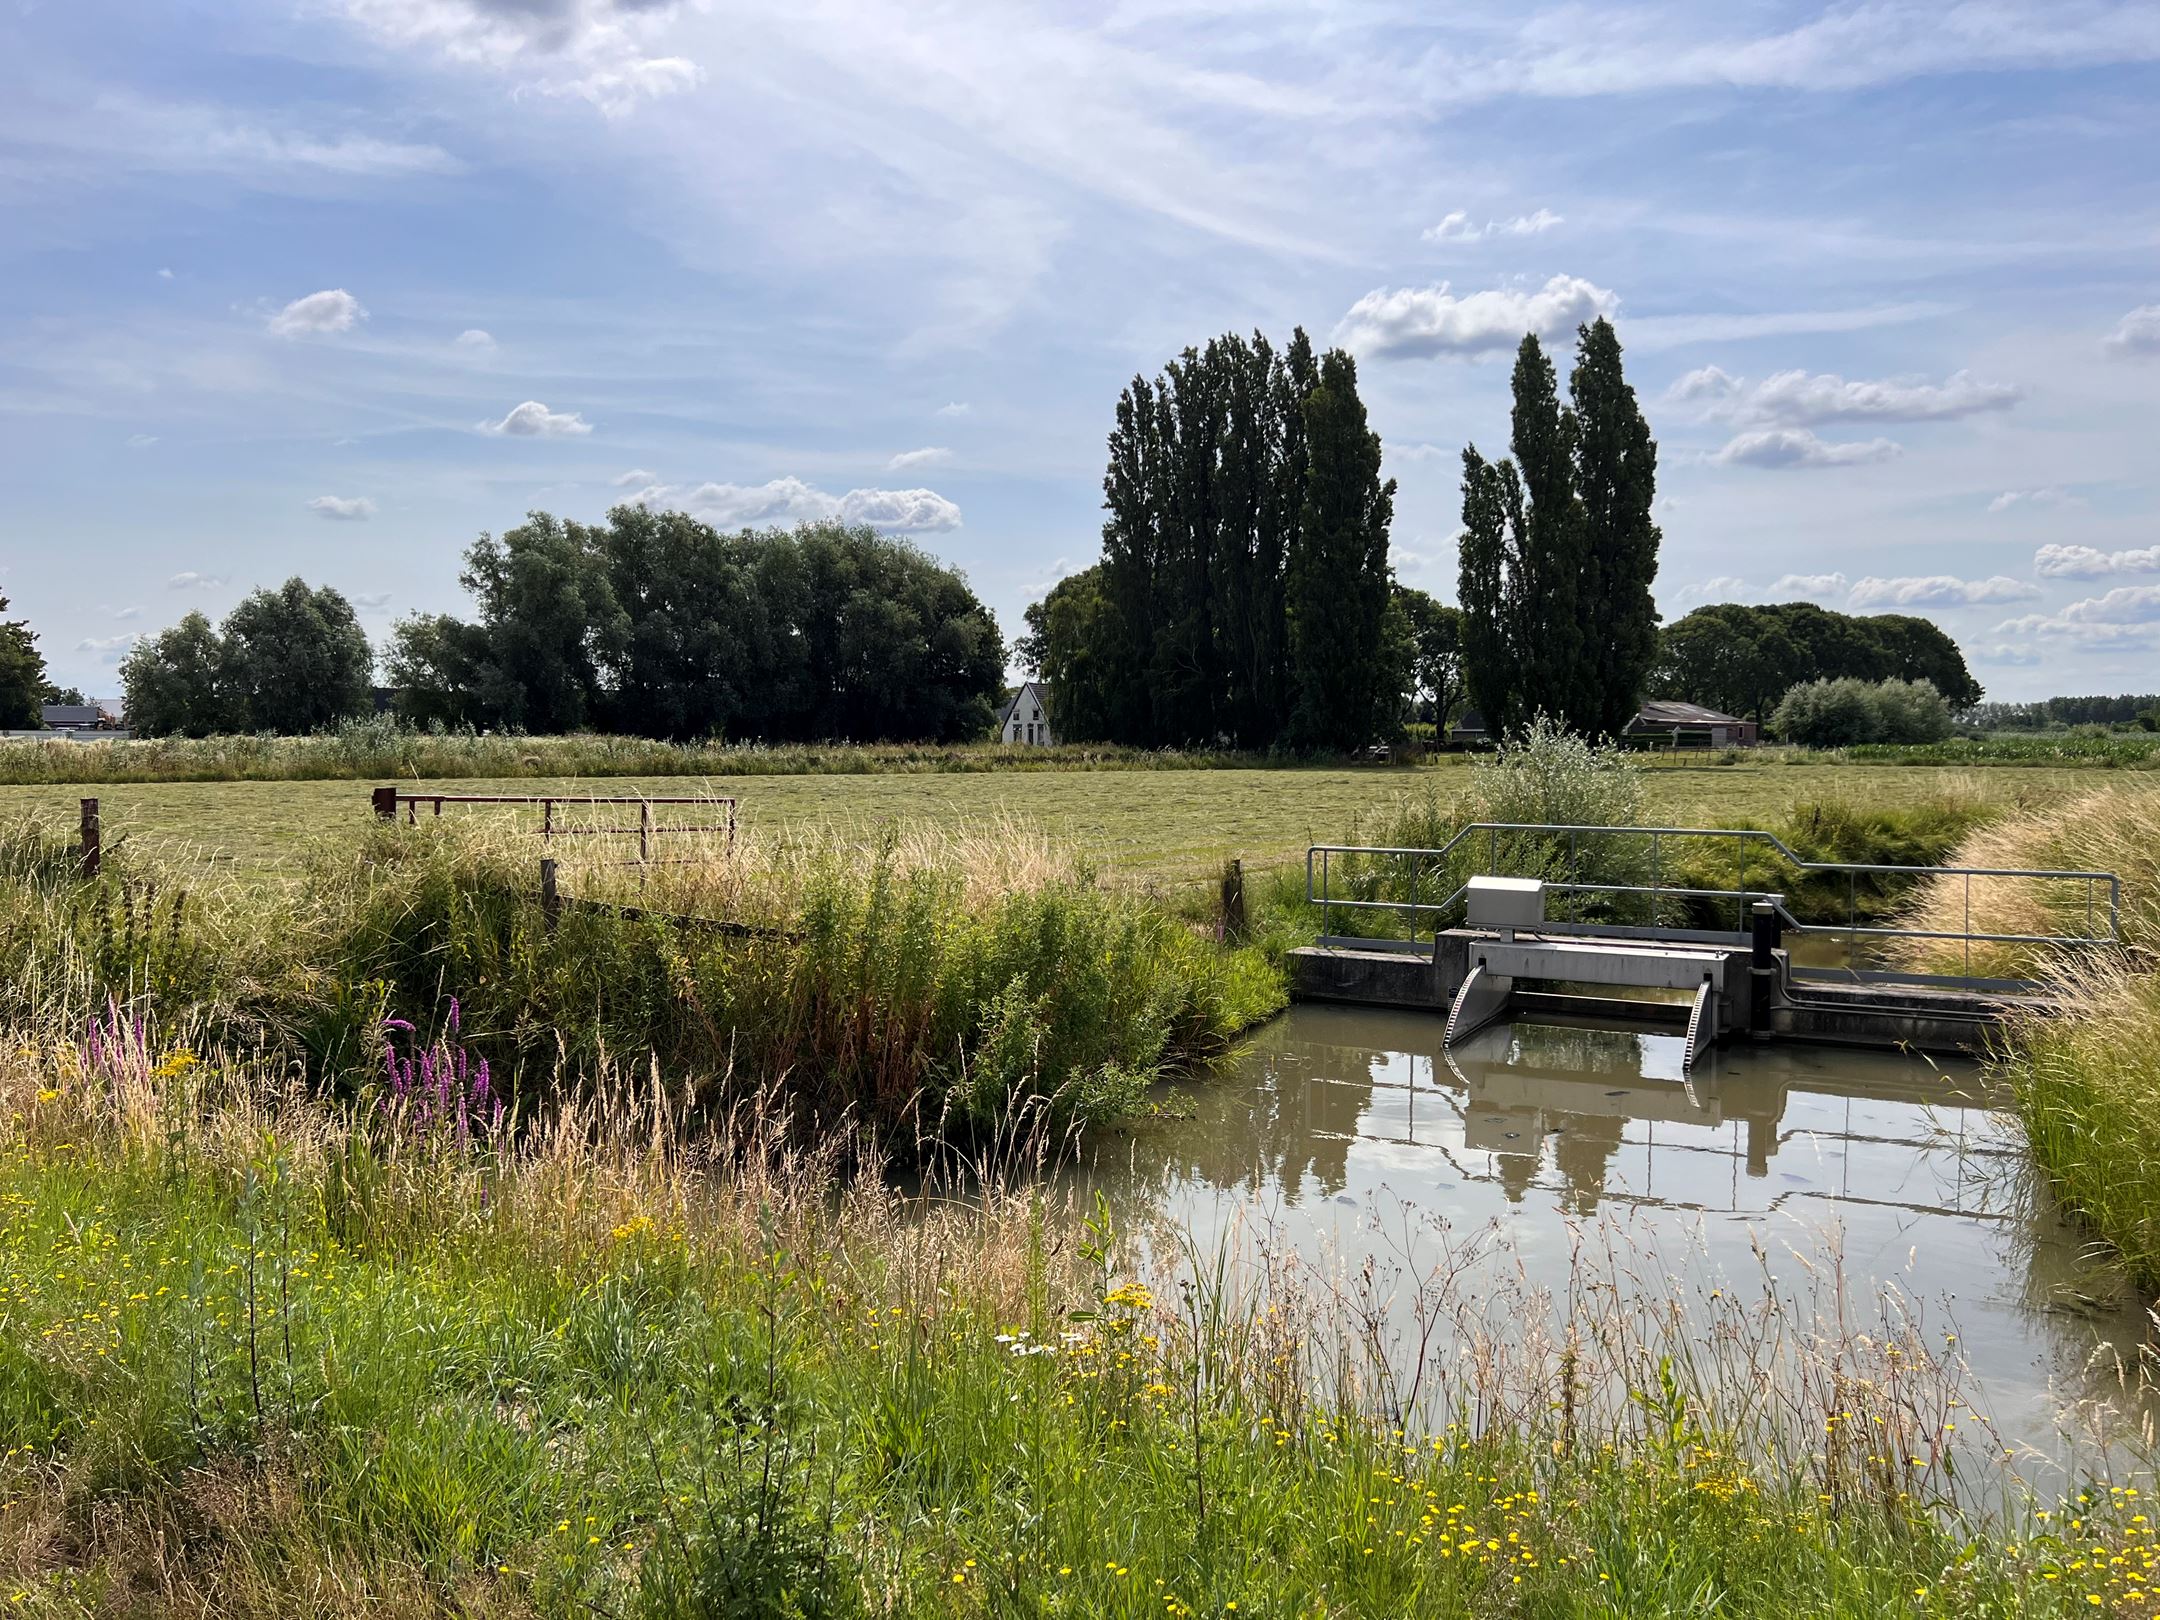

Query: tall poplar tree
[1458,322,1660,739]
[1571,318,1662,736]
[1285,349,1397,748]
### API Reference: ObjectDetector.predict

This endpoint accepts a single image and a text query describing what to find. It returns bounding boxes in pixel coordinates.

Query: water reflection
[1076,1004,2154,1465]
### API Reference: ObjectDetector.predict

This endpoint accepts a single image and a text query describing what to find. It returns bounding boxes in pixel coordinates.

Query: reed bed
[1,1040,2152,1618]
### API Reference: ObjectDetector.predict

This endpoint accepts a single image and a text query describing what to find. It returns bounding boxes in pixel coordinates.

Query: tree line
[114,517,1006,742]
[1652,600,1981,721]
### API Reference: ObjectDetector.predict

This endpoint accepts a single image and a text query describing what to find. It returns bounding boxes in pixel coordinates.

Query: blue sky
[4,0,2158,703]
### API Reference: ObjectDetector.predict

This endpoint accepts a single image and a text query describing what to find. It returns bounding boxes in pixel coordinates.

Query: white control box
[1466,874,1546,932]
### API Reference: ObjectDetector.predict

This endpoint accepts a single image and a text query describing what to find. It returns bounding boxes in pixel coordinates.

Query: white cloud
[112,606,143,621]
[124,434,159,449]
[454,328,496,350]
[1422,207,1563,243]
[640,476,963,533]
[2104,304,2160,355]
[1674,574,1752,604]
[307,494,377,521]
[1996,587,2160,644]
[75,634,140,655]
[268,288,367,338]
[1668,365,1742,402]
[156,268,174,280]
[935,402,972,418]
[887,446,953,471]
[1713,429,1901,469]
[611,467,656,487]
[2034,543,2160,579]
[336,0,701,114]
[1334,274,1618,360]
[167,572,227,590]
[537,55,702,114]
[1847,575,2040,609]
[1679,367,2021,426]
[480,400,593,437]
[1387,442,1451,463]
[1768,572,1849,601]
[1971,643,2043,667]
[1989,487,2084,514]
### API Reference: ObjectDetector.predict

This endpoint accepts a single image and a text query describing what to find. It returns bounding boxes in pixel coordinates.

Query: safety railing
[1306,823,2120,973]
[371,787,737,865]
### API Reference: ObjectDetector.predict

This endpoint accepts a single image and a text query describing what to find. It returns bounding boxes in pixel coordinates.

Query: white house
[998,681,1056,746]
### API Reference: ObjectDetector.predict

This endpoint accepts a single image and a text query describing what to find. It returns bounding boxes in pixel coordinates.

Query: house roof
[1631,700,1745,728]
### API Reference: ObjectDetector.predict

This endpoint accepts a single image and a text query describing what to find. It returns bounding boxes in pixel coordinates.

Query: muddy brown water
[1074,1004,2156,1475]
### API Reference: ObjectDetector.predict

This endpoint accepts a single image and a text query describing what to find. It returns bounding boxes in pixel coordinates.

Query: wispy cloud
[1423,207,1563,243]
[887,446,953,471]
[307,494,377,520]
[1335,274,1618,360]
[1989,487,2084,513]
[454,328,496,350]
[934,402,972,418]
[611,467,656,488]
[1677,367,2021,427]
[268,289,367,338]
[480,401,593,437]
[1848,574,2039,609]
[1713,429,1901,470]
[167,572,227,591]
[2034,543,2160,579]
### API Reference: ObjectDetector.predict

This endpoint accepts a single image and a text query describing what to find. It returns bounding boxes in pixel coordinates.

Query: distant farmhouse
[1450,700,1757,750]
[998,681,1056,746]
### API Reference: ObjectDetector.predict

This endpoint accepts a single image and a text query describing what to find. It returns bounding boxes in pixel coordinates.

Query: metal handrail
[1305,823,2121,967]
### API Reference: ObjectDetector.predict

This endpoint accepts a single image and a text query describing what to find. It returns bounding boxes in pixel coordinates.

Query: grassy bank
[0,815,1283,1145]
[2,1049,2152,1619]
[1895,789,2160,1290]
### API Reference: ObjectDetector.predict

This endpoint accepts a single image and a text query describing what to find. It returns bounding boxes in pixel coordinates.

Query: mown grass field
[5,758,2154,881]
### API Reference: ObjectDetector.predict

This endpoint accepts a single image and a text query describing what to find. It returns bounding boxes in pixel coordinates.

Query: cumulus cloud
[1422,207,1563,243]
[934,402,972,418]
[454,328,496,350]
[1996,587,2160,644]
[76,634,141,655]
[1673,574,1751,604]
[1847,575,2040,609]
[1333,274,1618,360]
[637,476,963,533]
[2034,543,2160,579]
[307,494,376,520]
[1768,572,1850,601]
[1679,367,2020,427]
[167,571,227,590]
[1989,487,2084,513]
[1668,365,1742,402]
[887,447,952,471]
[1970,643,2043,667]
[267,288,367,337]
[611,467,656,487]
[480,400,593,436]
[2104,305,2160,355]
[336,0,700,114]
[1713,429,1901,469]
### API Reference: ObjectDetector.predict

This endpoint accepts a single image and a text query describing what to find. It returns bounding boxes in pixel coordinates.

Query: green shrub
[1770,677,1951,747]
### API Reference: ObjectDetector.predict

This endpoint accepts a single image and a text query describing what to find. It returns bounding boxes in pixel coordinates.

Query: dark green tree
[1017,566,1121,744]
[0,594,49,728]
[119,611,231,737]
[1570,318,1662,735]
[1393,588,1467,727]
[1651,600,1983,719]
[1285,349,1398,749]
[1460,326,1664,739]
[218,579,374,733]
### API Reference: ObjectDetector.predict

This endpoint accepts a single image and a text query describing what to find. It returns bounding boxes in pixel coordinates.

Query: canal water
[1077,1004,2155,1472]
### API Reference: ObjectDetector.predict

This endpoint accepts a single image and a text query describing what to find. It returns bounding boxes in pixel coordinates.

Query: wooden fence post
[371,785,398,821]
[540,857,560,935]
[1219,856,1247,944]
[79,797,100,880]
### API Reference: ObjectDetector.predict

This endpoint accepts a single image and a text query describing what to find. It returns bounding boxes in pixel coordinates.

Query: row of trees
[122,580,376,737]
[1652,601,1981,721]
[1966,694,2160,730]
[1018,328,1398,750]
[1458,320,1664,739]
[115,517,1007,742]
[389,513,1004,741]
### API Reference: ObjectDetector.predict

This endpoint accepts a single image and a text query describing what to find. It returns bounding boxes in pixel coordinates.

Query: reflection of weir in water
[1210,1004,2010,1224]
